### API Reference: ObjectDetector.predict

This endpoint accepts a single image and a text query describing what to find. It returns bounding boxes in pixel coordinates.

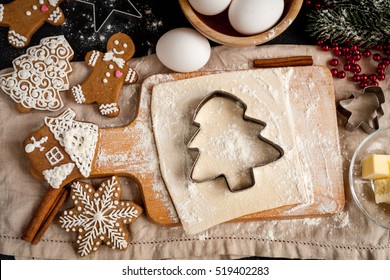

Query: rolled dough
[151,68,307,234]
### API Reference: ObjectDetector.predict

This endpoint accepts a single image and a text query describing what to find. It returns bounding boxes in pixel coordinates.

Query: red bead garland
[306,0,388,89]
[316,40,389,88]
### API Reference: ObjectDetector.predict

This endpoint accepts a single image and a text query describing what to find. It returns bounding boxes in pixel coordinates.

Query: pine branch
[306,0,390,47]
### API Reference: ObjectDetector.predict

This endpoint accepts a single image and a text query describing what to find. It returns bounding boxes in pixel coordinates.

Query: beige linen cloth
[0,45,389,260]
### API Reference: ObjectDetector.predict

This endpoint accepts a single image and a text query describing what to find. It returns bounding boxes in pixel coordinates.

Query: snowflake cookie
[59,176,143,257]
[0,0,65,48]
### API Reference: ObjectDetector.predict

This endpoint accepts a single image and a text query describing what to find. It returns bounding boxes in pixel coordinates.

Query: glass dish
[349,126,390,230]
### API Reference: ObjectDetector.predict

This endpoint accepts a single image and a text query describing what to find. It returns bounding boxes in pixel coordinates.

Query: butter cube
[374,179,390,204]
[361,154,390,180]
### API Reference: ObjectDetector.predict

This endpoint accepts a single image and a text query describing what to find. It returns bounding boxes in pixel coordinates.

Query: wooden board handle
[253,56,313,68]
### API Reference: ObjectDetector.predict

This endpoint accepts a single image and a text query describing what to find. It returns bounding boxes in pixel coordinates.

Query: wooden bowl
[178,0,304,47]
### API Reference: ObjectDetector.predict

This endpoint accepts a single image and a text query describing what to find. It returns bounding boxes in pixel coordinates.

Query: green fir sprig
[306,0,390,47]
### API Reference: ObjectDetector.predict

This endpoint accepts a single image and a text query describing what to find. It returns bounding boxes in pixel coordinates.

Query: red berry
[362,50,371,57]
[343,64,352,71]
[315,3,321,9]
[351,45,358,52]
[382,58,390,66]
[330,68,338,76]
[305,0,312,5]
[353,64,361,73]
[337,71,346,79]
[334,50,342,56]
[360,81,369,88]
[352,54,361,61]
[373,53,381,61]
[322,45,330,51]
[317,40,324,46]
[378,63,386,70]
[352,74,361,82]
[330,59,339,66]
[377,68,385,74]
[377,74,386,81]
[360,74,368,81]
[369,74,377,81]
[371,81,379,87]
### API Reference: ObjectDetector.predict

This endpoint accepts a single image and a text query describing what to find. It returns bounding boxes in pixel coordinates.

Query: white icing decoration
[0,4,4,22]
[43,163,75,189]
[103,52,125,69]
[103,78,108,84]
[88,50,100,67]
[45,146,64,166]
[26,11,32,16]
[123,43,128,48]
[49,0,60,7]
[25,136,48,153]
[39,0,45,4]
[71,85,86,104]
[99,103,119,116]
[44,108,99,178]
[0,36,74,111]
[105,72,110,77]
[125,68,137,83]
[48,7,62,23]
[33,5,38,10]
[114,40,119,45]
[109,64,114,70]
[8,30,27,47]
[59,177,140,257]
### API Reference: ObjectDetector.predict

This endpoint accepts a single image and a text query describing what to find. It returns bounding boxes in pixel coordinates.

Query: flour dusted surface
[151,68,308,234]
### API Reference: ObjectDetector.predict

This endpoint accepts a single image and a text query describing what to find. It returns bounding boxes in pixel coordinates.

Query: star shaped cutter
[337,86,385,134]
[76,0,142,32]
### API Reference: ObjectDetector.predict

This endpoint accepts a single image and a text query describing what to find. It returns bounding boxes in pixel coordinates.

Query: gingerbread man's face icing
[106,33,135,61]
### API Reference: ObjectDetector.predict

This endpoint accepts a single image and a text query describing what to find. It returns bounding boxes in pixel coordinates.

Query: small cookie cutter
[188,90,284,192]
[337,86,385,134]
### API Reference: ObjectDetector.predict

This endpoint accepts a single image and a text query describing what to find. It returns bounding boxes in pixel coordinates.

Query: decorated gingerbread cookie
[59,176,143,257]
[0,35,74,113]
[0,0,65,48]
[71,32,138,117]
[23,108,99,189]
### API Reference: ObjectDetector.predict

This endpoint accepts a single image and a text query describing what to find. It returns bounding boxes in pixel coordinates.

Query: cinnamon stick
[253,56,313,68]
[22,186,68,244]
[31,187,69,245]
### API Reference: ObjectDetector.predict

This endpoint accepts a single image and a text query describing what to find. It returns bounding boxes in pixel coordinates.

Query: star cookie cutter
[337,86,385,134]
[188,90,284,193]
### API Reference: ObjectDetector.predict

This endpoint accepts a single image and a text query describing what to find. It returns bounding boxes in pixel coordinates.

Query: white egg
[228,0,284,35]
[189,0,232,16]
[156,28,211,73]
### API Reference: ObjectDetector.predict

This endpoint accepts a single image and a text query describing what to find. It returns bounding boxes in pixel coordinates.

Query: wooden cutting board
[91,66,345,226]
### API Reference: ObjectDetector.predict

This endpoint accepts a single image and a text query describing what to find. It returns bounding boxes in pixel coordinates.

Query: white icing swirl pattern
[0,36,74,111]
[44,108,99,178]
[0,4,4,22]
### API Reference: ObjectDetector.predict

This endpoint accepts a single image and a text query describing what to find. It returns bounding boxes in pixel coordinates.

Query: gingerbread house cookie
[71,32,138,118]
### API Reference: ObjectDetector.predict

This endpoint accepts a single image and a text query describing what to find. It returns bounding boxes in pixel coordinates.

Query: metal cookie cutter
[337,86,385,134]
[187,90,284,192]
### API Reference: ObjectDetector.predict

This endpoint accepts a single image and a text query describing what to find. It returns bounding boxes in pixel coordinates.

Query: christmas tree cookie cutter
[337,86,385,134]
[188,90,285,193]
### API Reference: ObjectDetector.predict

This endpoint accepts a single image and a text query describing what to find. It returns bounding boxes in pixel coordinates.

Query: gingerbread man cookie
[0,35,74,113]
[59,176,143,257]
[0,0,65,48]
[71,33,138,118]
